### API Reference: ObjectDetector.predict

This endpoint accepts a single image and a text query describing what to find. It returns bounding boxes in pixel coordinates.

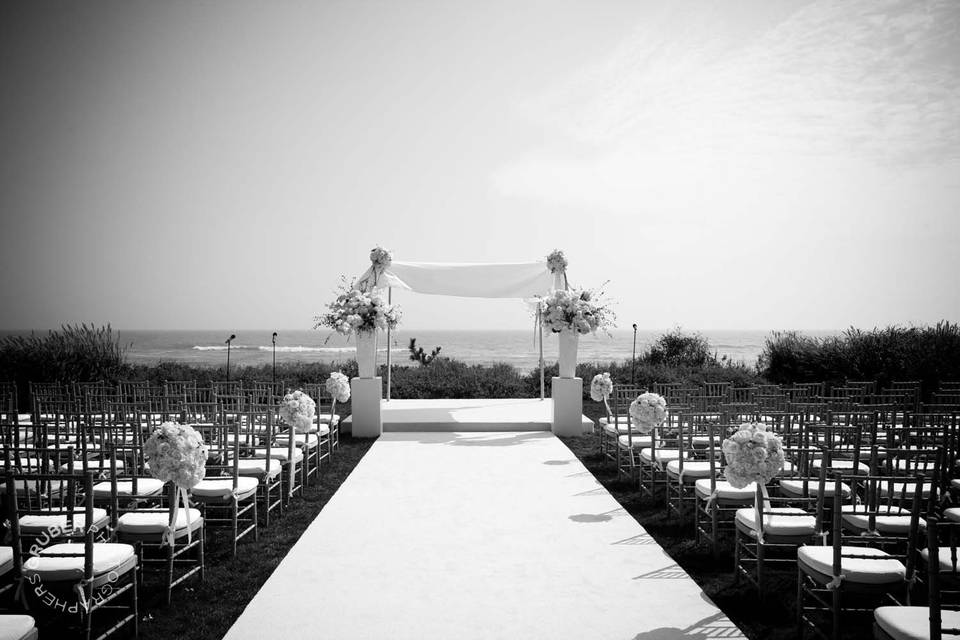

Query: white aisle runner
[223,432,746,640]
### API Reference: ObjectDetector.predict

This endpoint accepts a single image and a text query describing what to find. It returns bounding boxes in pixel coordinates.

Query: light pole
[631,324,638,386]
[272,332,278,389]
[225,334,236,381]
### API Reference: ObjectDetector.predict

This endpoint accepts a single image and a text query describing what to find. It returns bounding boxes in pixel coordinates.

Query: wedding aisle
[223,432,747,640]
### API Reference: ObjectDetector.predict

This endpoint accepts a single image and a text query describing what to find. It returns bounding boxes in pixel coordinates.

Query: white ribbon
[755,483,771,545]
[826,574,844,590]
[704,489,720,511]
[162,486,192,547]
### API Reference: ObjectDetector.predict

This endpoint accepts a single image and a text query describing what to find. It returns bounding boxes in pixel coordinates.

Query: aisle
[223,432,746,640]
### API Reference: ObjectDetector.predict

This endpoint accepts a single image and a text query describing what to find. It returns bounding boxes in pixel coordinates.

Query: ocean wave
[258,346,351,353]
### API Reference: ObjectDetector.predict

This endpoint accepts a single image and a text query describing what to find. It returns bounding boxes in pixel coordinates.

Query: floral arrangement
[370,246,392,272]
[546,249,568,274]
[143,422,209,489]
[326,372,351,404]
[540,287,615,334]
[316,281,402,336]
[590,372,613,402]
[279,389,317,433]
[721,422,785,489]
[628,392,667,434]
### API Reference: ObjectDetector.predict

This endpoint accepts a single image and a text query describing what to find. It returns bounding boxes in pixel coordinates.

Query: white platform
[223,432,746,640]
[343,398,593,433]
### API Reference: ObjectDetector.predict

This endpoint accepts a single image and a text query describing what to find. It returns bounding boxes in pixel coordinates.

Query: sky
[1,0,958,332]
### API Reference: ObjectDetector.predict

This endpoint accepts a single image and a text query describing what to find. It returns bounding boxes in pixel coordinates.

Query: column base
[552,376,584,437]
[350,377,383,438]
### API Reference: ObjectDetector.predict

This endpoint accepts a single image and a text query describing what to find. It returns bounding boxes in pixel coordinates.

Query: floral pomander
[546,250,568,274]
[628,392,667,434]
[143,422,209,489]
[721,422,785,489]
[325,372,351,404]
[280,389,317,434]
[590,373,613,402]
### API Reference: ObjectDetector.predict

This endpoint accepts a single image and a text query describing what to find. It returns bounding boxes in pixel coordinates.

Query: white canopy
[357,261,560,299]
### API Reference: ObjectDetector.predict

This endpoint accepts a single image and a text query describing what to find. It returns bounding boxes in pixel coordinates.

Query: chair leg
[166,543,174,606]
[232,500,238,558]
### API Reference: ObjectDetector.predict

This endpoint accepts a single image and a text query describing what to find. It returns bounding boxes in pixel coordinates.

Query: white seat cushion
[19,508,109,536]
[878,481,932,499]
[944,508,960,523]
[798,545,905,585]
[316,412,340,426]
[639,448,687,464]
[61,458,125,473]
[779,478,852,498]
[735,507,816,538]
[810,459,869,475]
[603,423,631,436]
[665,460,714,482]
[252,447,304,463]
[0,547,12,577]
[92,477,166,498]
[919,548,960,574]
[599,416,629,426]
[191,476,259,501]
[23,543,136,582]
[236,458,282,478]
[116,509,203,536]
[275,432,323,448]
[616,435,654,449]
[874,605,960,640]
[840,505,919,536]
[0,615,37,640]
[695,479,756,503]
[893,459,937,476]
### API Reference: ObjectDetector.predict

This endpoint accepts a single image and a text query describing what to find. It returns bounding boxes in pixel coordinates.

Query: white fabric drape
[357,261,555,299]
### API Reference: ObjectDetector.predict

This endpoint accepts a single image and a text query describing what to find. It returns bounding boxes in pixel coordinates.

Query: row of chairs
[0,382,342,639]
[596,380,960,639]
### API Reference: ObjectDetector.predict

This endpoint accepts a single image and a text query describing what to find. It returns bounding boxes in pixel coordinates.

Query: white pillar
[350,377,383,438]
[551,376,583,436]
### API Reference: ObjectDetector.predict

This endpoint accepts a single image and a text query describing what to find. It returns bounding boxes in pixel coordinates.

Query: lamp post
[272,332,278,389]
[225,334,236,381]
[631,324,638,386]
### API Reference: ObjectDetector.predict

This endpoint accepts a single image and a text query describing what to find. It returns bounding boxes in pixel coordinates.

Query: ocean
[98,328,834,372]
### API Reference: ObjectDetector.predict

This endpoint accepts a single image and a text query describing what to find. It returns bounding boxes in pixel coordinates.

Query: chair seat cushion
[840,505,918,536]
[695,479,756,503]
[893,458,937,476]
[191,476,259,501]
[0,547,12,577]
[23,543,136,583]
[798,545,905,585]
[603,423,631,436]
[874,605,960,640]
[92,477,166,498]
[943,507,960,523]
[810,459,869,475]
[690,435,717,447]
[616,435,654,449]
[665,460,714,481]
[275,432,323,448]
[61,458,125,473]
[599,416,629,426]
[236,458,282,478]
[735,507,816,538]
[117,509,203,536]
[316,413,340,426]
[779,478,851,498]
[252,447,304,463]
[19,508,109,536]
[0,615,37,640]
[640,448,687,464]
[919,547,960,574]
[878,481,932,499]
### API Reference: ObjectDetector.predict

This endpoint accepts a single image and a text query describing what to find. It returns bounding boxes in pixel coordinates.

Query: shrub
[644,328,716,367]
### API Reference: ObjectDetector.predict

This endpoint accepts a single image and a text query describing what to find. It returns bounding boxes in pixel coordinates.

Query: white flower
[325,372,351,403]
[279,389,317,434]
[628,392,667,434]
[143,422,208,489]
[538,287,615,335]
[546,249,568,274]
[590,373,613,402]
[315,283,402,337]
[720,422,785,489]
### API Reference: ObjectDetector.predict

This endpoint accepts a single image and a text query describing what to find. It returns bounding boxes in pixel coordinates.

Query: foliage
[0,324,128,405]
[758,322,960,392]
[407,338,442,366]
[644,327,716,367]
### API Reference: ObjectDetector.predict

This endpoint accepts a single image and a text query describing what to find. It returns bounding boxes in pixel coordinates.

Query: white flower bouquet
[628,392,667,434]
[540,288,615,335]
[316,281,402,336]
[370,246,392,272]
[590,372,613,402]
[546,249,568,274]
[279,389,317,434]
[143,422,209,489]
[325,371,351,404]
[721,422,785,489]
